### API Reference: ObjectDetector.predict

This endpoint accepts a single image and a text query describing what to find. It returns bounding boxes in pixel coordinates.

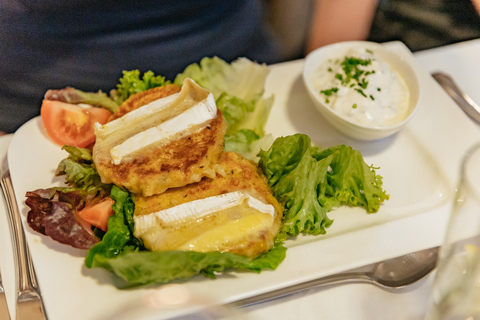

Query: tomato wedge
[77,198,115,231]
[41,100,111,147]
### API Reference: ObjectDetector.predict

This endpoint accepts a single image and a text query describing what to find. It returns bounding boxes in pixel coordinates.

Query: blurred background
[1,0,480,134]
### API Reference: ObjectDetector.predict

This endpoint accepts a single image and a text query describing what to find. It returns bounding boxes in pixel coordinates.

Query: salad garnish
[25,56,389,287]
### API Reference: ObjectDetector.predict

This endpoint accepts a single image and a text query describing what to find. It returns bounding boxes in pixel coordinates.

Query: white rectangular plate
[6,42,480,320]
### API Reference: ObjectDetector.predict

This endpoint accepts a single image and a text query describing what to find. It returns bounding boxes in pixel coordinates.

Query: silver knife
[432,71,480,124]
[1,170,47,320]
[0,269,11,320]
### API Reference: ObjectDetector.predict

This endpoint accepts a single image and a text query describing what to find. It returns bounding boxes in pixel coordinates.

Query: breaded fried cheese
[133,151,283,258]
[109,84,181,121]
[93,79,226,196]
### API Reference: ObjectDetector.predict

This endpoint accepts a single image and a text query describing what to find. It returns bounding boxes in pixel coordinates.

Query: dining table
[1,38,480,320]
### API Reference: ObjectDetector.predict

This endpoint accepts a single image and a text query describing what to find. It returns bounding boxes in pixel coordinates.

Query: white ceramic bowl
[303,41,420,141]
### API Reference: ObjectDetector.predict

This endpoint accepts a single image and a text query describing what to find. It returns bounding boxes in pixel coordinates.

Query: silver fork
[1,170,47,320]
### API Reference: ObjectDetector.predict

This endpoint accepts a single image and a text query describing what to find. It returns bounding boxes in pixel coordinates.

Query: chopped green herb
[320,87,339,96]
[369,95,375,101]
[352,103,357,109]
[321,55,377,100]
[359,78,369,89]
[325,98,330,103]
[332,57,373,88]
[355,88,367,97]
[366,49,373,54]
[377,87,381,92]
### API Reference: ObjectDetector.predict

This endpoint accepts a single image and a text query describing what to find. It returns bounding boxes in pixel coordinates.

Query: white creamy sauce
[312,47,410,127]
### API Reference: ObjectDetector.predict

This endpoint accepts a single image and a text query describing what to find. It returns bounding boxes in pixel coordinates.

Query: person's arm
[306,0,379,53]
[471,0,480,15]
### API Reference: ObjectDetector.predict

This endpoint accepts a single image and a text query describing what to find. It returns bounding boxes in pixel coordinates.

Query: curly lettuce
[258,134,389,240]
[55,146,111,195]
[111,70,171,105]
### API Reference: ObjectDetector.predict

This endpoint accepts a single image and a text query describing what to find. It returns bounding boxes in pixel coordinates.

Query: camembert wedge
[133,152,283,258]
[93,79,227,196]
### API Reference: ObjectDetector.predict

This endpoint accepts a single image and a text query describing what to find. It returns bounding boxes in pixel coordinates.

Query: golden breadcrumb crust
[133,151,283,257]
[94,85,226,196]
[94,109,226,196]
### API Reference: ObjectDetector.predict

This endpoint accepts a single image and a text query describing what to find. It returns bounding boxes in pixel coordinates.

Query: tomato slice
[77,198,115,231]
[40,100,111,147]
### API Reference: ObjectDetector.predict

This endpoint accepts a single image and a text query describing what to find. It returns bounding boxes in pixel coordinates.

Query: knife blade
[1,170,47,320]
[432,71,480,124]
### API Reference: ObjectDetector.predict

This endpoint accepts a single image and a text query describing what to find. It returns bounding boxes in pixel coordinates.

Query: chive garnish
[355,89,367,97]
[320,54,379,101]
[320,87,338,96]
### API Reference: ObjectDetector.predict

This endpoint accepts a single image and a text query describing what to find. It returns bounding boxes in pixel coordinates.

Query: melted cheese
[133,191,276,253]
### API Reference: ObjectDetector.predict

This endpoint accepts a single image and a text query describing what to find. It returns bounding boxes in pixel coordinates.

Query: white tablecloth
[1,39,480,320]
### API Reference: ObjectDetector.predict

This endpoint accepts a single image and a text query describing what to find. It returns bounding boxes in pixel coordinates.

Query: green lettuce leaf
[224,129,274,162]
[258,134,389,240]
[174,57,268,101]
[311,145,389,213]
[91,242,286,286]
[85,186,286,286]
[174,57,273,137]
[55,146,110,195]
[111,70,171,105]
[85,186,141,268]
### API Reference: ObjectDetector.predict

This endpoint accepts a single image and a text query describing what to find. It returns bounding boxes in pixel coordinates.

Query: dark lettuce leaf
[25,146,113,250]
[86,186,287,286]
[25,146,115,250]
[258,134,389,240]
[25,188,99,249]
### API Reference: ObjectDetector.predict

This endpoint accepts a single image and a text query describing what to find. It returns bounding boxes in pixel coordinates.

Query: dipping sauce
[312,47,410,127]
